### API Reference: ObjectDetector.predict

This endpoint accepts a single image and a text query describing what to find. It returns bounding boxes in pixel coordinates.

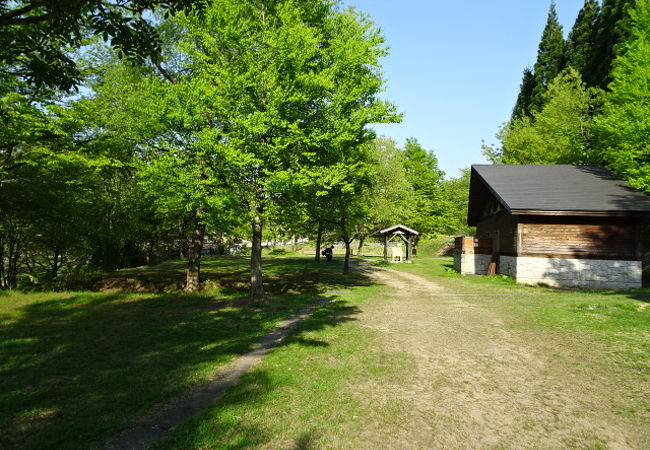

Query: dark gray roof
[468,165,650,225]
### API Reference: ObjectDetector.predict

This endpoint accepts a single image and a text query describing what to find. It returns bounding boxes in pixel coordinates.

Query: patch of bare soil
[342,265,649,449]
[94,270,185,293]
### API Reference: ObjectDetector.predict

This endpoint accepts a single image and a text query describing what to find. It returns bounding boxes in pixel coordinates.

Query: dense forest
[0,0,470,294]
[484,0,649,194]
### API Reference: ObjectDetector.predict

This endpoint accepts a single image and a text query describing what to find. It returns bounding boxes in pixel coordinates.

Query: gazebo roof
[379,224,419,236]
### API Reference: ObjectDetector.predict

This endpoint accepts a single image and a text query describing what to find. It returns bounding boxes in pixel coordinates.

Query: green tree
[354,136,414,254]
[439,169,472,236]
[587,0,636,88]
[301,156,376,272]
[0,85,155,288]
[596,0,650,192]
[179,1,398,296]
[497,68,603,164]
[0,0,203,92]
[402,138,446,236]
[511,67,536,119]
[566,0,601,77]
[530,1,567,112]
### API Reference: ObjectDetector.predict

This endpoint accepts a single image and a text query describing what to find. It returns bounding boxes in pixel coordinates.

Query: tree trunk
[6,244,19,289]
[48,250,61,281]
[356,234,365,257]
[146,242,153,265]
[178,218,189,259]
[3,226,21,289]
[292,234,298,252]
[185,209,206,293]
[250,202,265,299]
[412,235,420,256]
[383,234,388,262]
[343,238,352,272]
[0,233,5,289]
[315,222,323,262]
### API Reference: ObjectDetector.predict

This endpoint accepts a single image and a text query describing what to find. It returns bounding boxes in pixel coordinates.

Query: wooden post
[383,233,388,262]
[405,237,410,262]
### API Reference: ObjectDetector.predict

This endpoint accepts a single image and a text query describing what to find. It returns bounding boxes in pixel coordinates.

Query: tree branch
[155,61,177,84]
[0,0,90,27]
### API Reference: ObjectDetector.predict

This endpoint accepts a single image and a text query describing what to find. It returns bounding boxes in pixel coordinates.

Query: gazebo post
[405,235,411,262]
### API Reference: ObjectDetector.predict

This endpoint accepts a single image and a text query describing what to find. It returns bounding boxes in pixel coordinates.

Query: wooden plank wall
[476,211,518,253]
[519,222,638,259]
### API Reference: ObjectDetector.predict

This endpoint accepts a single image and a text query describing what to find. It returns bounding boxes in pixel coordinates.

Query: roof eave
[379,224,419,235]
[511,209,650,218]
[467,166,513,225]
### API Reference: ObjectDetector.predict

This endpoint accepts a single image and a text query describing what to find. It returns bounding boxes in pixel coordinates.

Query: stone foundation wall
[497,256,641,289]
[498,255,517,279]
[454,253,492,275]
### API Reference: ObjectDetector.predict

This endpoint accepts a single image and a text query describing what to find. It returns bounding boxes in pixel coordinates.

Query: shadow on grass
[154,371,277,449]
[95,256,369,298]
[602,289,650,304]
[155,297,362,449]
[155,372,324,449]
[0,258,371,449]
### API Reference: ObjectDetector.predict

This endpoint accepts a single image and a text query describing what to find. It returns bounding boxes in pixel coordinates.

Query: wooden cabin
[458,165,650,289]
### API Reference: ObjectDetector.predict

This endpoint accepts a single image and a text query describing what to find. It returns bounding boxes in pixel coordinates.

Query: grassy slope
[156,256,650,449]
[0,256,371,449]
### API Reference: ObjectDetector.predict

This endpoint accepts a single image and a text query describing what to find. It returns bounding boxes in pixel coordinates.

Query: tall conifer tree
[530,2,566,112]
[566,0,600,77]
[587,0,636,88]
[511,67,535,119]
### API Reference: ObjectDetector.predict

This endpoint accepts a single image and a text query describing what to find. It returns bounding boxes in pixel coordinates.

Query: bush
[20,265,103,291]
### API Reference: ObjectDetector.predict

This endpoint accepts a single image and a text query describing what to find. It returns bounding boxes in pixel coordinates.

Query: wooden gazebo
[380,224,419,262]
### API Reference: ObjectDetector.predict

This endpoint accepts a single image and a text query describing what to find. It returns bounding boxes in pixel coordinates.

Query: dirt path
[343,265,647,449]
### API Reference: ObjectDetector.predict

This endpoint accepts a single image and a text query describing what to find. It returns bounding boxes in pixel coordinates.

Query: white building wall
[498,256,641,289]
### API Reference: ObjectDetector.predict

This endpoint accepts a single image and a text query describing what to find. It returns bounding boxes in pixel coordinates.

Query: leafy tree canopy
[491,68,604,165]
[596,0,650,192]
[0,0,204,92]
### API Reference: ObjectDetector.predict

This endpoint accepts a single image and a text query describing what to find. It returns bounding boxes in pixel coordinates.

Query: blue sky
[342,0,587,178]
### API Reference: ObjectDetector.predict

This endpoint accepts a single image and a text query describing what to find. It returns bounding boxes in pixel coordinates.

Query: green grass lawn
[2,255,649,448]
[0,256,372,449]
